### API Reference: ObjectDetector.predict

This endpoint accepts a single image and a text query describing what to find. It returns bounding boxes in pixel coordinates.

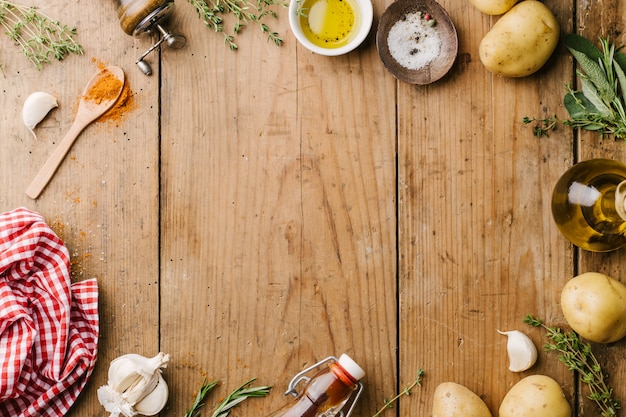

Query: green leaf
[564,91,599,118]
[565,33,604,60]
[613,60,626,112]
[615,50,626,73]
[582,123,605,131]
[568,45,614,101]
[580,76,613,116]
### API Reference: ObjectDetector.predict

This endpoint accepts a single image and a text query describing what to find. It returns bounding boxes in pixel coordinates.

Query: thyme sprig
[0,1,83,70]
[371,369,425,417]
[524,315,620,417]
[524,34,626,140]
[184,377,271,417]
[188,0,286,50]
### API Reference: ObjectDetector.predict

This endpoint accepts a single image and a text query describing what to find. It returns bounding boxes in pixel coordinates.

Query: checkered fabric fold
[0,207,99,416]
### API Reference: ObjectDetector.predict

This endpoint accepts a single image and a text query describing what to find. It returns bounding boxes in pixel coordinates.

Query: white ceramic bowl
[288,0,373,56]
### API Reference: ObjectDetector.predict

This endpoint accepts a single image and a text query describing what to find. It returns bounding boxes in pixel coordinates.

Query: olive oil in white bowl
[289,0,373,55]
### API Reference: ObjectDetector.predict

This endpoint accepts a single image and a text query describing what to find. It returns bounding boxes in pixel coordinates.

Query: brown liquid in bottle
[276,365,355,417]
[266,355,364,417]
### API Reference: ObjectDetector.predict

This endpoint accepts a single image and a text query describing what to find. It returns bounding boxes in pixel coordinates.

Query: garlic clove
[498,329,538,372]
[133,374,169,416]
[22,91,58,139]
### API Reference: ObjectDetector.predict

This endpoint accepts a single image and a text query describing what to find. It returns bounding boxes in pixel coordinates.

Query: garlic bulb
[22,91,58,139]
[498,329,538,372]
[97,352,170,417]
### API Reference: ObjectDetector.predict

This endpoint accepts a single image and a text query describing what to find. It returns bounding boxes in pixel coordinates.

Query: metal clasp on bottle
[284,356,364,417]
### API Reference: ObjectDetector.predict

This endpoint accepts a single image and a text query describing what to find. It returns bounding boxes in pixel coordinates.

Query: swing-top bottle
[266,354,365,417]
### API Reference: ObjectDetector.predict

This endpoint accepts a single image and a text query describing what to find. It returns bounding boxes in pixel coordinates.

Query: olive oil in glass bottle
[551,158,626,252]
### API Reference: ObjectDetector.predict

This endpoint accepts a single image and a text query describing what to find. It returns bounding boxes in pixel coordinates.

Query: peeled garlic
[97,352,170,417]
[22,91,58,139]
[498,329,538,372]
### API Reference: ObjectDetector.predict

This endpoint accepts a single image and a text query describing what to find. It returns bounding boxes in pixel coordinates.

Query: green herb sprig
[211,378,272,417]
[371,369,425,417]
[0,1,83,71]
[524,315,620,417]
[185,379,220,417]
[524,34,626,140]
[188,0,286,50]
[184,377,271,417]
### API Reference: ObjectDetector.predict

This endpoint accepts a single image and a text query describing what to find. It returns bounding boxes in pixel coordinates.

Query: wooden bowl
[376,0,458,84]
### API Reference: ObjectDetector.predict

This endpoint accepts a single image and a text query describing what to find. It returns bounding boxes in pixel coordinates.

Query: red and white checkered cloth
[0,208,99,417]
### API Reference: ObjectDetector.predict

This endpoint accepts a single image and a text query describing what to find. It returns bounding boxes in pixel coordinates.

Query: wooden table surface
[1,0,625,416]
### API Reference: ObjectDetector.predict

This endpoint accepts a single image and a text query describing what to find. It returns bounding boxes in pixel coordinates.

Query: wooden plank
[576,2,626,416]
[0,1,160,415]
[159,3,306,414]
[160,0,397,415]
[398,0,575,415]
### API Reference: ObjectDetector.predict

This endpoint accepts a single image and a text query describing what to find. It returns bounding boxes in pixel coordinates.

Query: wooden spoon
[26,66,125,199]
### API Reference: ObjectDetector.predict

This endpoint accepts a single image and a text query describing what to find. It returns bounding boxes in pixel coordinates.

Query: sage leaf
[580,76,612,116]
[565,33,603,61]
[564,91,598,118]
[613,61,626,112]
[615,50,626,73]
[569,48,615,102]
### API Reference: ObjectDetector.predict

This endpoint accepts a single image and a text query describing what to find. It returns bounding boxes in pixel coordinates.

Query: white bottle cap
[338,354,365,381]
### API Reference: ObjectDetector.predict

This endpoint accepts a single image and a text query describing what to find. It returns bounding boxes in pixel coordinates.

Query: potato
[561,272,626,343]
[432,382,492,417]
[479,1,559,77]
[469,0,517,15]
[499,375,570,417]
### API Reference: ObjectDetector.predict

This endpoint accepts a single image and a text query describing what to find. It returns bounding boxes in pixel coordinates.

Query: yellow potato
[561,272,626,343]
[479,0,559,77]
[432,382,492,417]
[499,375,570,417]
[469,0,517,15]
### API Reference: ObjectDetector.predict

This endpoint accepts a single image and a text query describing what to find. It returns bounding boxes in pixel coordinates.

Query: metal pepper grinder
[114,0,186,75]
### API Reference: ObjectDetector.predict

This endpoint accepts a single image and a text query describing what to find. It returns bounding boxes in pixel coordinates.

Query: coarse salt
[387,11,441,70]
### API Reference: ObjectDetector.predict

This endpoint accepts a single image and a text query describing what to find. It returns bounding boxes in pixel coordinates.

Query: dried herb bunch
[524,315,620,417]
[524,34,626,140]
[188,0,287,50]
[0,1,83,70]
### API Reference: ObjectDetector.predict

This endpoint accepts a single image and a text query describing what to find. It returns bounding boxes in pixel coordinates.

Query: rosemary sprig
[524,34,626,140]
[185,379,220,417]
[187,0,286,50]
[185,378,271,417]
[371,369,425,417]
[0,1,83,70]
[211,378,272,417]
[524,315,620,417]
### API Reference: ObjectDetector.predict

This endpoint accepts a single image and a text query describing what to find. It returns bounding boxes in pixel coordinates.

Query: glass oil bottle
[551,158,626,252]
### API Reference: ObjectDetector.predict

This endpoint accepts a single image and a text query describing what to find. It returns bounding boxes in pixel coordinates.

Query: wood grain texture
[398,0,576,414]
[159,0,396,413]
[0,1,160,415]
[0,0,624,416]
[576,2,626,417]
